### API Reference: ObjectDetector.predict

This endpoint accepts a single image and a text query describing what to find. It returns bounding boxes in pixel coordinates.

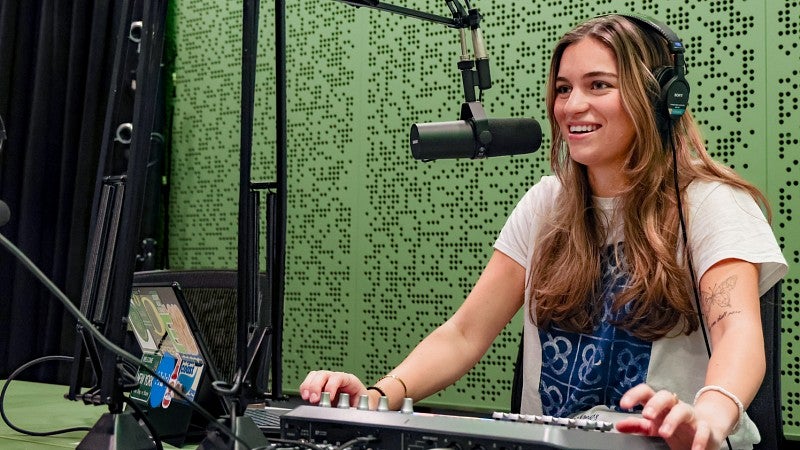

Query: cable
[122,394,165,450]
[334,435,378,450]
[0,231,251,449]
[0,355,92,436]
[668,125,733,450]
[249,435,378,450]
[669,126,710,356]
[333,435,377,450]
[251,438,323,450]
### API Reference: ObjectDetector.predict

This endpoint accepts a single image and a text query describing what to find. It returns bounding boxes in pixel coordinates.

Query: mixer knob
[319,392,331,408]
[357,394,370,410]
[377,396,390,411]
[400,397,414,414]
[337,393,350,408]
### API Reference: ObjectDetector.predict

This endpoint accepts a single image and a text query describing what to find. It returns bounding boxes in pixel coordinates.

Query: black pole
[271,0,287,401]
[99,0,168,413]
[77,0,169,448]
[194,1,271,447]
[236,0,259,413]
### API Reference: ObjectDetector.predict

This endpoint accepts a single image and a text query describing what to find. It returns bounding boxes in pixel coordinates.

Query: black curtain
[0,0,162,384]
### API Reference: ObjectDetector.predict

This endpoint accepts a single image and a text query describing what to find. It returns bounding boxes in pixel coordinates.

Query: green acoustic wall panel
[168,0,800,431]
[768,0,800,438]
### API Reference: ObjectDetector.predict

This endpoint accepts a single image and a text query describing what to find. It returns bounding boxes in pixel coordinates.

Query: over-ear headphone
[614,14,690,123]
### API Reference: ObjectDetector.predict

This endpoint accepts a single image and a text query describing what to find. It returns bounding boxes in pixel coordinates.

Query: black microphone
[410,102,542,161]
[0,200,10,227]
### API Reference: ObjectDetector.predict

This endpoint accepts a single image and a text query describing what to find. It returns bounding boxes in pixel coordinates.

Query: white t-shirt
[494,175,787,449]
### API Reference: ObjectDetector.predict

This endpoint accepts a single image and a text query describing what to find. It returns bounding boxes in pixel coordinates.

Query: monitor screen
[128,285,206,409]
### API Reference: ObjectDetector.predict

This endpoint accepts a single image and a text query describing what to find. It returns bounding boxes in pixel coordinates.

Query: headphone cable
[669,124,733,450]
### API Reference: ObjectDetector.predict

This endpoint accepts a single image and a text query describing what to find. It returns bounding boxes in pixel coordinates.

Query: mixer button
[598,421,614,432]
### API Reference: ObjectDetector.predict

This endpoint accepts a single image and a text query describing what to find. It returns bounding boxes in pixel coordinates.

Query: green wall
[166,0,800,436]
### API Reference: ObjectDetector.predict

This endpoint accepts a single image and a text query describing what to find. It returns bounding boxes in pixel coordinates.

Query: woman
[299,15,786,450]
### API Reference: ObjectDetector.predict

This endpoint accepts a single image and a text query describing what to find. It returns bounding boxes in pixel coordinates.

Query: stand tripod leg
[197,415,268,450]
[77,411,156,450]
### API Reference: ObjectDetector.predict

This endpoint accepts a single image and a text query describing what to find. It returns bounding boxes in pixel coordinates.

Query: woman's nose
[563,89,590,114]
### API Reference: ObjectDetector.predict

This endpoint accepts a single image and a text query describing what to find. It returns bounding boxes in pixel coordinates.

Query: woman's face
[553,37,636,195]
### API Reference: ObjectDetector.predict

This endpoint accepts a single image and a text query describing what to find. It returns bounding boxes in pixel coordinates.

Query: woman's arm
[299,249,525,409]
[693,258,764,435]
[617,258,764,449]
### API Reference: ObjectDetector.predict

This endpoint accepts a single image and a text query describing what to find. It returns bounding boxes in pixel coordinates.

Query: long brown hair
[529,15,769,340]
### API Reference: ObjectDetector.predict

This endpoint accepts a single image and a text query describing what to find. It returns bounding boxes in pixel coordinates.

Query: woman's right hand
[299,370,368,407]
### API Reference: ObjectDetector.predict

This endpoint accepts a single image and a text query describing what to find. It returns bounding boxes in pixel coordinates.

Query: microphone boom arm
[336,0,490,102]
[336,0,466,28]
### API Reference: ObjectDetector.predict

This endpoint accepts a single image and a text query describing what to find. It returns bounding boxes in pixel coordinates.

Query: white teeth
[570,124,599,133]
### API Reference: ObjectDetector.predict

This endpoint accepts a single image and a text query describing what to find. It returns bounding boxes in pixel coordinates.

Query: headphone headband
[619,14,682,50]
[602,13,690,121]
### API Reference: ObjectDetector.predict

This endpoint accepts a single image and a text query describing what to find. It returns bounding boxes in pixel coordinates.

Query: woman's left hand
[616,384,723,450]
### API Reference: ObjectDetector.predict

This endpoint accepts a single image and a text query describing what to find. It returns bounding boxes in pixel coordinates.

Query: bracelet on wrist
[378,374,408,399]
[693,385,744,434]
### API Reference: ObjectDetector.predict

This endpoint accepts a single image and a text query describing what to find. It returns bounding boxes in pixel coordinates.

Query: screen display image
[128,286,205,409]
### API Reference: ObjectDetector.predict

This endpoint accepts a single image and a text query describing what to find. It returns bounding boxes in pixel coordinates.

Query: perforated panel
[768,0,800,437]
[167,0,800,434]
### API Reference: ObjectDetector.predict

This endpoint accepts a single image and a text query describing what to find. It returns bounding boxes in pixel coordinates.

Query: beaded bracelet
[693,385,744,433]
[379,374,408,399]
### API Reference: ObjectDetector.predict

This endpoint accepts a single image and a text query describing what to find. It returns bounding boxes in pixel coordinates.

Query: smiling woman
[299,14,787,450]
[552,38,636,196]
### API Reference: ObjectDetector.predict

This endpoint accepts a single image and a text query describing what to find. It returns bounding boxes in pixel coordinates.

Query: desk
[0,380,184,449]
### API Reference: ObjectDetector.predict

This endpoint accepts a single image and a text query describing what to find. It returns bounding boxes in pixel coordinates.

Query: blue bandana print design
[538,243,652,417]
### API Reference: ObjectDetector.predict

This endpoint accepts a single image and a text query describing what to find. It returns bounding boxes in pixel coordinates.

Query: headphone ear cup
[652,66,674,133]
[653,66,690,120]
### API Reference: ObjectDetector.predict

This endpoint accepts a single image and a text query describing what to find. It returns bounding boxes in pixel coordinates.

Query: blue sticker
[150,352,177,408]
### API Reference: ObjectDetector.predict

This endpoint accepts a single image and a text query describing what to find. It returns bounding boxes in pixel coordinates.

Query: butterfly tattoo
[701,275,737,315]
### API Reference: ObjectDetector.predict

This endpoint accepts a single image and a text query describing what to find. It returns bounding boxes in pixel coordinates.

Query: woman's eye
[555,85,571,95]
[592,80,612,90]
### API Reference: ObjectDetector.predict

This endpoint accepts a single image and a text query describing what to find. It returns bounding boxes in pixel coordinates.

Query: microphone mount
[460,101,490,159]
[336,0,491,103]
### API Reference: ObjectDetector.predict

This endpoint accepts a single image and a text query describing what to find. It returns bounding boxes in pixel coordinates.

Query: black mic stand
[198,0,286,448]
[338,0,490,100]
[67,0,170,448]
[337,0,494,148]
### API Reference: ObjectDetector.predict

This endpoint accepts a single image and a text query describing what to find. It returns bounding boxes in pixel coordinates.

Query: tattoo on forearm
[709,310,742,329]
[701,275,740,329]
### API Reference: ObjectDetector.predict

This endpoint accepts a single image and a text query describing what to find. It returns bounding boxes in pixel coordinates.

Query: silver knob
[337,393,350,409]
[377,396,389,411]
[357,394,370,410]
[319,392,331,408]
[400,397,414,414]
